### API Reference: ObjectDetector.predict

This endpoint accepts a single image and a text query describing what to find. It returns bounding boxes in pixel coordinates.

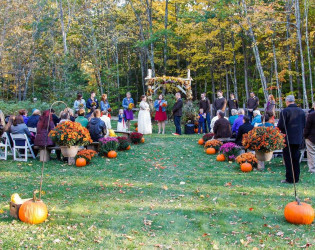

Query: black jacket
[199,98,211,114]
[213,98,226,112]
[227,99,238,110]
[304,112,315,144]
[235,122,254,146]
[27,115,40,128]
[278,104,305,145]
[172,98,183,117]
[247,97,259,110]
[88,118,106,142]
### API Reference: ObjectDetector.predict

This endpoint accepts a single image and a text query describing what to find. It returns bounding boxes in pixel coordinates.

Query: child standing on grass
[198,108,206,134]
[117,109,127,132]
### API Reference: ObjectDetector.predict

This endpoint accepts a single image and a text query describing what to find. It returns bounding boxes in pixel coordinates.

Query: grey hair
[285,95,295,103]
[253,110,261,116]
[231,109,238,116]
[238,109,245,115]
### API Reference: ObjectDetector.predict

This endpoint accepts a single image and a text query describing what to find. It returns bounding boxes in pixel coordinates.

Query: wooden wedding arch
[145,69,193,103]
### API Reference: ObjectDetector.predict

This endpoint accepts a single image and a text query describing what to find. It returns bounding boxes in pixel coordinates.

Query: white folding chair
[28,127,37,133]
[10,134,35,161]
[0,132,13,160]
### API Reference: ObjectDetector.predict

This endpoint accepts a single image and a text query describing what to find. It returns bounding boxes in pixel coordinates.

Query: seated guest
[235,115,254,146]
[85,107,96,121]
[10,115,32,144]
[258,113,275,128]
[266,111,275,125]
[27,109,41,128]
[0,110,5,136]
[4,115,14,134]
[19,109,29,124]
[75,109,89,128]
[34,110,55,147]
[229,109,238,126]
[59,111,70,124]
[251,110,262,126]
[232,109,245,135]
[308,102,315,114]
[213,111,232,139]
[64,108,75,122]
[88,109,107,142]
[100,110,112,130]
[210,110,228,133]
[50,109,60,126]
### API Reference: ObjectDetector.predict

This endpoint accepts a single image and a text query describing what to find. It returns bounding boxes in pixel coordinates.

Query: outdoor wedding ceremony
[0,0,314,248]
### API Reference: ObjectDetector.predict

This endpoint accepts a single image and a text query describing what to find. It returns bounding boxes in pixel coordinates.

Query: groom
[172,92,183,135]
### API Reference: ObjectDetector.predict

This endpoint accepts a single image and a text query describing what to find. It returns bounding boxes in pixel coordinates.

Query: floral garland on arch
[148,76,185,85]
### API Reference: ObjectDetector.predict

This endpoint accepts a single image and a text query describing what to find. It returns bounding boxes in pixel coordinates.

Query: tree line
[0,0,314,109]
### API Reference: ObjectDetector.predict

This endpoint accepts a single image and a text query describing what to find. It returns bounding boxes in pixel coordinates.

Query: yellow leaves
[162,185,168,190]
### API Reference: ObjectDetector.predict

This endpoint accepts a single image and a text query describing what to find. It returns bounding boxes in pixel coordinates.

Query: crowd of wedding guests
[198,91,315,183]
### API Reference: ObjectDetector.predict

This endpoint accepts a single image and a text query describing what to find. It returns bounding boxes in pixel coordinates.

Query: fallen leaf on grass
[224,182,232,187]
[162,185,168,190]
[276,231,284,237]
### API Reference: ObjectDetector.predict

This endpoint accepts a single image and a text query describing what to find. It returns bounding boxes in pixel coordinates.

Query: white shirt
[100,115,111,130]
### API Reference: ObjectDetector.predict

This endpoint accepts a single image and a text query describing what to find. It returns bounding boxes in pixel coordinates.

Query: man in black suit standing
[247,92,259,122]
[278,95,306,184]
[172,92,183,135]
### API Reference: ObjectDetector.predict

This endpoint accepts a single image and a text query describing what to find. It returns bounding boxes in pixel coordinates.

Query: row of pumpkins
[197,137,314,225]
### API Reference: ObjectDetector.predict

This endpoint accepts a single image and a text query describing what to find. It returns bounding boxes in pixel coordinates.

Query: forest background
[0,0,314,114]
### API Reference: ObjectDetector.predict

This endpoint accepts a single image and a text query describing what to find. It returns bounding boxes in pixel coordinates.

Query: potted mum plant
[202,133,214,142]
[99,137,119,156]
[219,142,241,162]
[75,149,97,165]
[242,127,286,161]
[130,132,143,144]
[236,152,258,168]
[49,121,92,157]
[204,139,223,152]
[117,136,131,151]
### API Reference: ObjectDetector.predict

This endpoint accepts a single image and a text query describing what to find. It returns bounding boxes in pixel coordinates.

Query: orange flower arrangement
[162,102,167,107]
[49,121,92,146]
[242,127,286,153]
[75,149,97,164]
[204,139,223,151]
[236,153,258,168]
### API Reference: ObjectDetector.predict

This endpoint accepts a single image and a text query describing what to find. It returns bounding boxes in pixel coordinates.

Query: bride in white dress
[138,95,152,134]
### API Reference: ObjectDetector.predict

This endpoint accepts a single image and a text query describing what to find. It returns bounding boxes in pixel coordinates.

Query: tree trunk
[242,0,268,102]
[231,32,238,100]
[285,0,293,92]
[115,39,120,103]
[58,0,68,54]
[304,0,313,103]
[163,0,169,75]
[242,34,249,102]
[144,0,155,77]
[272,37,282,108]
[295,0,309,109]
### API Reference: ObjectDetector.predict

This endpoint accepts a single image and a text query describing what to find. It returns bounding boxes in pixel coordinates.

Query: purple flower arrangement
[219,142,241,162]
[99,137,119,155]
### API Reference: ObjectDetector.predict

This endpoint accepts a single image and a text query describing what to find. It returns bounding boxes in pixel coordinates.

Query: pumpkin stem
[33,190,39,202]
[296,197,301,205]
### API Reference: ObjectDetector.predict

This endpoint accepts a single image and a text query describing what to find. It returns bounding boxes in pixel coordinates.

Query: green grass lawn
[0,122,314,249]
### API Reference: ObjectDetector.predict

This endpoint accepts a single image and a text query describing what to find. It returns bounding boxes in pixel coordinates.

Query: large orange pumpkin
[18,190,48,225]
[76,158,87,167]
[107,151,117,158]
[206,148,216,155]
[216,154,225,162]
[141,137,145,143]
[198,139,204,145]
[240,162,252,172]
[284,201,314,225]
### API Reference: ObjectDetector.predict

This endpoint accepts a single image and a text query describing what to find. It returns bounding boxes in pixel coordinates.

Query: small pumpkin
[216,154,225,162]
[194,128,198,133]
[18,190,48,225]
[76,157,87,167]
[206,148,216,155]
[126,145,131,150]
[11,193,22,204]
[108,151,117,158]
[284,201,314,225]
[141,137,145,143]
[198,138,204,145]
[240,162,253,172]
[135,127,138,132]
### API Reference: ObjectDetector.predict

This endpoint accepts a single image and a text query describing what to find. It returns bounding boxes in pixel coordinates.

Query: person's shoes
[172,133,180,136]
[281,180,292,184]
[162,131,165,134]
